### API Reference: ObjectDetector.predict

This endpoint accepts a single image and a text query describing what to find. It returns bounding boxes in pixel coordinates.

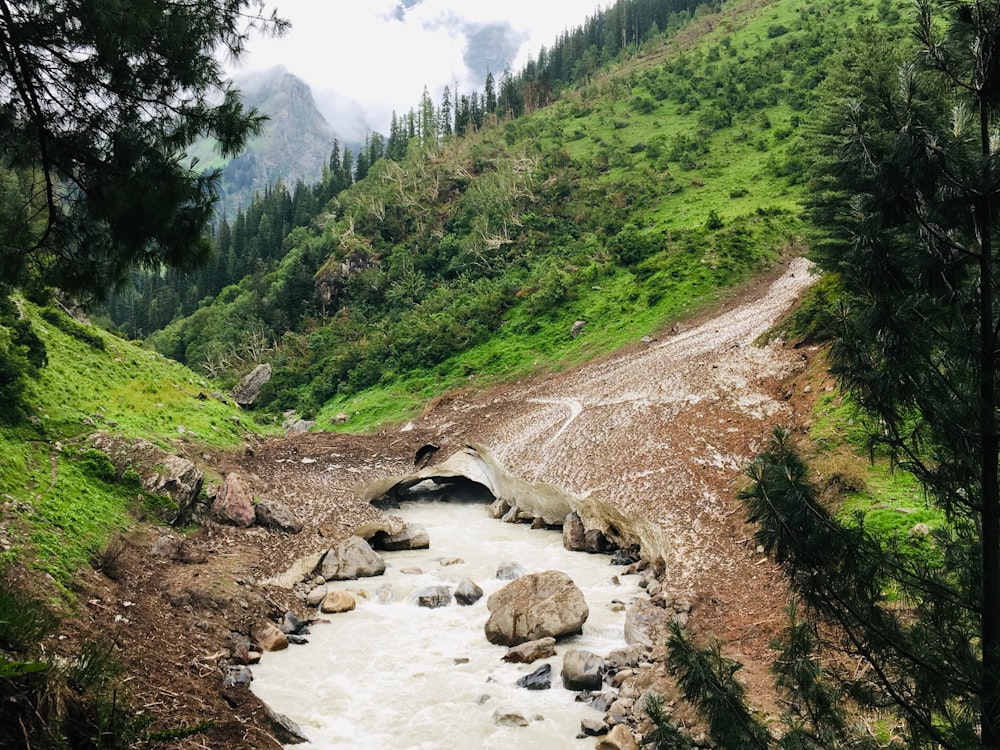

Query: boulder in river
[503,637,556,664]
[561,648,605,691]
[370,522,430,551]
[320,590,356,614]
[415,586,451,609]
[495,561,526,580]
[516,663,552,690]
[320,536,386,580]
[563,512,587,551]
[454,579,484,606]
[484,570,589,646]
[251,620,288,652]
[596,724,640,750]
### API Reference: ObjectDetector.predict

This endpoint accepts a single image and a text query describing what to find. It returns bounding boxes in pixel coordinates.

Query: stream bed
[250,501,648,748]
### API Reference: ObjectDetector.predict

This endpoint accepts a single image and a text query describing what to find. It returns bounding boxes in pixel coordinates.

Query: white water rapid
[250,501,648,748]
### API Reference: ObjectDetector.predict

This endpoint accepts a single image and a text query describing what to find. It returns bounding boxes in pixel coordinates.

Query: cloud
[235,1,603,135]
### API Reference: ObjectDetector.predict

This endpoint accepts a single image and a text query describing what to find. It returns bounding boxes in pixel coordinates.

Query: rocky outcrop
[484,570,589,646]
[213,472,256,527]
[232,363,271,408]
[89,432,203,522]
[320,536,386,580]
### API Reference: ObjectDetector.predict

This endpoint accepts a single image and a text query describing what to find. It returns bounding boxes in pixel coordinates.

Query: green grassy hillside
[0,302,266,591]
[148,0,907,430]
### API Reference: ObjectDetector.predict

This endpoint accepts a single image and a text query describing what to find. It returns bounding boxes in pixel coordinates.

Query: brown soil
[48,257,823,748]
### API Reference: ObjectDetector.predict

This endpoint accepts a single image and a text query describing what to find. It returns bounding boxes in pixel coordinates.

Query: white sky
[232,0,605,138]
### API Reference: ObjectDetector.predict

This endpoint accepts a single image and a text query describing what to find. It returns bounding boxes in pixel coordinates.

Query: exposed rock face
[320,590,356,613]
[484,570,589,646]
[561,648,605,691]
[213,472,256,528]
[232,363,271,408]
[503,637,556,664]
[255,499,304,534]
[454,579,484,606]
[320,536,386,580]
[624,598,674,650]
[262,703,310,745]
[370,522,430,551]
[90,432,203,521]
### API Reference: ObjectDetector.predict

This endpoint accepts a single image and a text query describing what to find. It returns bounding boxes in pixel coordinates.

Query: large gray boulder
[484,570,589,646]
[89,432,203,522]
[232,363,271,408]
[563,511,587,551]
[561,648,605,691]
[320,536,386,580]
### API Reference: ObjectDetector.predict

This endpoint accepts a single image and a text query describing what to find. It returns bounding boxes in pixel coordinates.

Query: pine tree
[0,0,286,302]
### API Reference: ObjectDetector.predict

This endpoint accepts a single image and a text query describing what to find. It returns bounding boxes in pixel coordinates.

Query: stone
[493,708,529,727]
[283,419,315,435]
[250,620,288,652]
[503,637,556,664]
[561,648,605,691]
[563,512,586,551]
[320,536,386,580]
[496,561,526,580]
[223,665,253,688]
[605,645,646,670]
[279,611,307,635]
[305,585,328,607]
[223,631,253,665]
[584,528,608,554]
[596,724,639,750]
[516,663,552,690]
[255,500,304,534]
[262,702,309,745]
[484,570,589,646]
[151,535,181,559]
[415,586,451,609]
[454,579,484,606]
[213,472,256,528]
[487,498,511,519]
[231,363,271,408]
[581,717,609,736]
[624,598,674,650]
[89,432,203,522]
[570,319,586,338]
[320,590,356,614]
[370,522,430,551]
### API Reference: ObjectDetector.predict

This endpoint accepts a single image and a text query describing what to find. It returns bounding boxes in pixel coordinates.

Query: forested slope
[144,0,901,428]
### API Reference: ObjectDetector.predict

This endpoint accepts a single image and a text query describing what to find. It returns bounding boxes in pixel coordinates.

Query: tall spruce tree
[0,0,285,302]
[646,2,1000,748]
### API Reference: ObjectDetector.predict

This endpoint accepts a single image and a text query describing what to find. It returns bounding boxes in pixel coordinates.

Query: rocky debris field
[54,257,819,748]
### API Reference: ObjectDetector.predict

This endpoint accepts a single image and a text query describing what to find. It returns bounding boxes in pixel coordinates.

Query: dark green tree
[0,0,285,302]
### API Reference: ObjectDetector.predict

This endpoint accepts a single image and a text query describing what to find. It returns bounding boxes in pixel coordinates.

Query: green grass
[1,303,273,594]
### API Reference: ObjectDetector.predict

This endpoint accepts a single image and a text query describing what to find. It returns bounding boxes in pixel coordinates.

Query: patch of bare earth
[52,257,819,748]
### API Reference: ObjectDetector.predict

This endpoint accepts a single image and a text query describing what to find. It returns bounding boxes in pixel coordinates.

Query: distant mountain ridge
[191,67,337,214]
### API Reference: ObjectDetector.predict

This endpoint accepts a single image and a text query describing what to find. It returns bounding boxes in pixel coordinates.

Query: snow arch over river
[250,501,648,748]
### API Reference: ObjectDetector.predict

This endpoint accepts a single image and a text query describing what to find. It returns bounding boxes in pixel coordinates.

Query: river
[250,501,648,748]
